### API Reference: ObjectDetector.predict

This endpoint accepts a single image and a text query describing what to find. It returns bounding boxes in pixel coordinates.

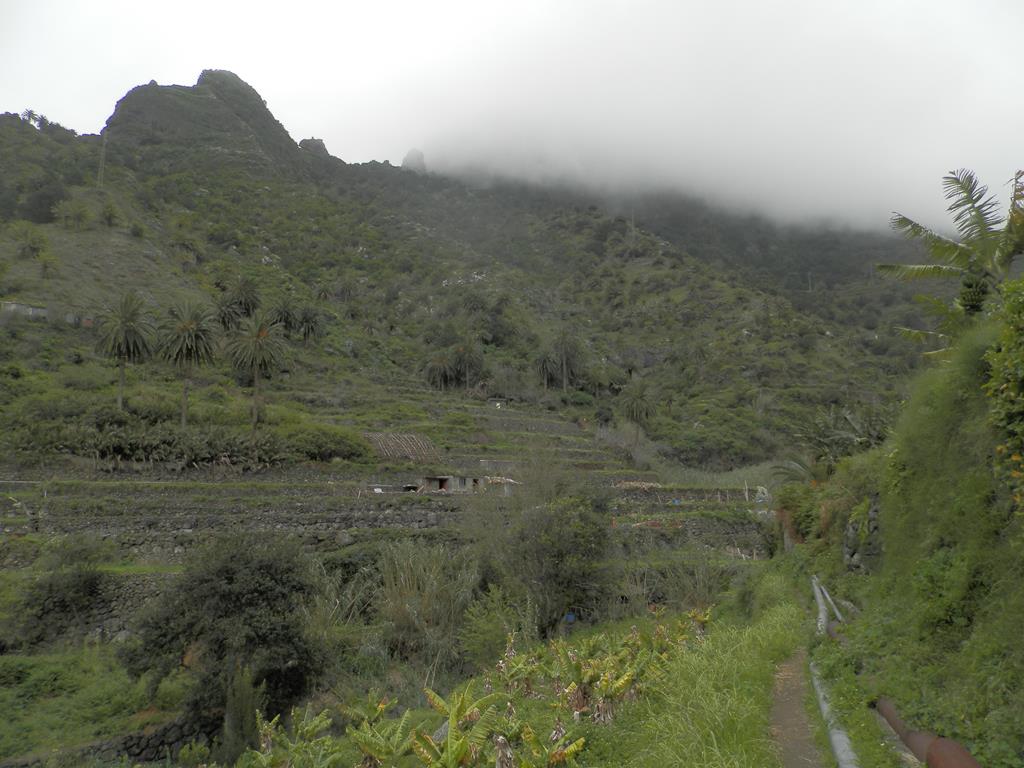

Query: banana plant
[340,688,391,726]
[412,683,502,767]
[546,640,604,721]
[519,724,585,768]
[687,606,712,638]
[493,699,526,742]
[237,708,347,768]
[496,651,542,695]
[591,660,635,724]
[348,710,419,768]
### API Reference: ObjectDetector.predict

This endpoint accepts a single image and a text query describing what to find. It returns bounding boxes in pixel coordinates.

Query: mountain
[0,71,924,472]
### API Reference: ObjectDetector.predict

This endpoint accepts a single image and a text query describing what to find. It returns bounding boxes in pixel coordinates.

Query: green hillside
[4,69,1021,768]
[0,71,923,474]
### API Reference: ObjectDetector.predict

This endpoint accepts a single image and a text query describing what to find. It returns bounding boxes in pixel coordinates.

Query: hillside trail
[770,648,824,768]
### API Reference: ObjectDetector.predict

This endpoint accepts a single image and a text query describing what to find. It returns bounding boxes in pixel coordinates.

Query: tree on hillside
[228,313,286,430]
[452,336,484,390]
[425,349,457,391]
[269,295,297,337]
[878,169,1024,316]
[297,305,322,344]
[100,201,119,227]
[552,328,582,392]
[619,382,653,447]
[501,496,611,634]
[11,221,48,260]
[229,276,261,317]
[121,535,320,740]
[215,292,243,331]
[159,301,217,428]
[51,198,91,229]
[96,292,154,411]
[537,349,559,392]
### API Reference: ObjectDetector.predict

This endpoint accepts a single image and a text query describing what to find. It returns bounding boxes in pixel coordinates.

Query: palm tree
[425,350,456,391]
[620,382,653,447]
[214,292,242,331]
[451,337,483,389]
[297,305,322,344]
[96,292,154,410]
[229,275,260,317]
[227,313,286,430]
[537,349,559,391]
[269,295,297,337]
[878,169,1024,315]
[158,301,217,428]
[552,328,582,392]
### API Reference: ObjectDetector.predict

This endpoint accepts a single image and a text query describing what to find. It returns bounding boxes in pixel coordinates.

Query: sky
[1,0,1021,229]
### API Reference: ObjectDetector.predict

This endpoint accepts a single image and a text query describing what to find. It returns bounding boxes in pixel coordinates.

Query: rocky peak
[402,148,427,174]
[299,137,330,157]
[103,70,300,173]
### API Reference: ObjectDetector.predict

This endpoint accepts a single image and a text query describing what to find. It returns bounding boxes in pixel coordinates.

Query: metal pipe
[811,576,829,636]
[809,661,860,768]
[809,577,860,767]
[818,581,845,623]
[815,582,983,768]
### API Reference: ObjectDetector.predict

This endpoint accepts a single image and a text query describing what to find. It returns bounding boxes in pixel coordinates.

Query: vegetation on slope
[0,70,925,471]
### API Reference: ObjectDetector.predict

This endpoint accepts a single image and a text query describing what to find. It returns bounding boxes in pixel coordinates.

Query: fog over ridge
[1,0,1020,230]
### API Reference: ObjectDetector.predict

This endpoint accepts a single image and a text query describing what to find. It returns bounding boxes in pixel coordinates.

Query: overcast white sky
[1,0,1020,228]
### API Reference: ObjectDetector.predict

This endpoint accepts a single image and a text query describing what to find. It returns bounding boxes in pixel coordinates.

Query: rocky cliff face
[103,70,301,173]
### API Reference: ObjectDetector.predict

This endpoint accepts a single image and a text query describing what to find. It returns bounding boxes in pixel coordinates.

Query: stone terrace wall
[615,515,772,559]
[0,716,217,768]
[37,496,460,561]
[609,486,756,510]
[85,572,176,640]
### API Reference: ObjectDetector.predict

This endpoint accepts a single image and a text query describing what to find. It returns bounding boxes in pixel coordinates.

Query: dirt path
[771,648,824,768]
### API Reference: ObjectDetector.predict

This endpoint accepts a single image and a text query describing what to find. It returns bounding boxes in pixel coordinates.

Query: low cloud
[3,0,1020,230]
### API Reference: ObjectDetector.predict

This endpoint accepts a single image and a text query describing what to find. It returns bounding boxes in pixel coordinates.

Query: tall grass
[580,572,806,768]
[631,604,804,767]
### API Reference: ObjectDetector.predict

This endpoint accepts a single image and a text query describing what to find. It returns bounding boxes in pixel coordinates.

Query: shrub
[775,482,818,540]
[565,390,594,407]
[502,496,613,634]
[460,584,538,670]
[276,421,370,462]
[121,535,320,718]
[127,387,180,423]
[57,363,111,391]
[10,538,113,646]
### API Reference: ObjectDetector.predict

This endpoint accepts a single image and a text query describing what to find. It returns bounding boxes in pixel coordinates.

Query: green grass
[591,602,806,767]
[810,641,903,768]
[0,645,170,761]
[662,460,779,490]
[97,562,183,576]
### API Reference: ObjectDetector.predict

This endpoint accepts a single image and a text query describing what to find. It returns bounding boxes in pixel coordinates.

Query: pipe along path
[812,576,982,768]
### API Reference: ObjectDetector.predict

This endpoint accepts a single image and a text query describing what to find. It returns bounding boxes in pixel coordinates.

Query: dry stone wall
[0,716,217,768]
[37,497,459,561]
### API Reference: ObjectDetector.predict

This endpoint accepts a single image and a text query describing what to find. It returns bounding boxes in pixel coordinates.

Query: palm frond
[1007,170,1024,259]
[894,326,948,345]
[876,262,963,280]
[942,168,1004,243]
[889,214,975,267]
[922,348,956,361]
